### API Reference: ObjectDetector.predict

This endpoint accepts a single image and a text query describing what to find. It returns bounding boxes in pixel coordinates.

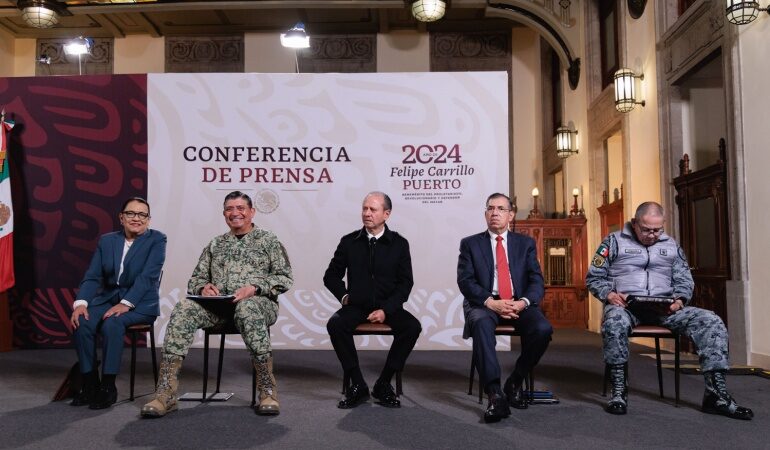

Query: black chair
[341,323,403,395]
[468,324,534,404]
[602,325,681,406]
[200,321,258,405]
[127,323,158,401]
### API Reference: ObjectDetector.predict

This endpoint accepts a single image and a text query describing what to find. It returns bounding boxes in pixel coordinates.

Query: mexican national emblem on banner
[0,110,16,292]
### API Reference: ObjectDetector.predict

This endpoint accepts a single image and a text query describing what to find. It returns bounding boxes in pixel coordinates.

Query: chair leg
[468,351,476,396]
[130,330,138,401]
[202,331,210,402]
[149,326,158,386]
[654,337,664,398]
[674,335,680,407]
[528,370,535,404]
[216,333,226,394]
[395,371,403,396]
[602,363,609,396]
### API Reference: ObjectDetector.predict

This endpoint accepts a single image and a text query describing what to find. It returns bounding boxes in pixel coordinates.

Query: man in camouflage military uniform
[586,201,752,420]
[141,191,293,417]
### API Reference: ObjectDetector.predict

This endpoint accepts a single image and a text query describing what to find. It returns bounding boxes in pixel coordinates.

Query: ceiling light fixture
[411,0,446,22]
[19,0,62,29]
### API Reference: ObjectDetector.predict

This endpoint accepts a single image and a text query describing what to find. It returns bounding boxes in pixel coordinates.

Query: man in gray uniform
[586,201,752,420]
[141,191,293,418]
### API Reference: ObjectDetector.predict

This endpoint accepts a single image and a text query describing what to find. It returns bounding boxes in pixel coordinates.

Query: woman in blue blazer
[69,197,166,409]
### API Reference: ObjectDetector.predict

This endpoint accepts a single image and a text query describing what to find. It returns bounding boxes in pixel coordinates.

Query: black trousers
[466,305,553,392]
[327,306,421,375]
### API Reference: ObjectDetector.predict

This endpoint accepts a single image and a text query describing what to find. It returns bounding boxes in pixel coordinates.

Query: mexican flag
[0,114,15,292]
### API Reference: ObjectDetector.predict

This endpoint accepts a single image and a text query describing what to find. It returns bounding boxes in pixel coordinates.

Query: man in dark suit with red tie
[457,193,553,423]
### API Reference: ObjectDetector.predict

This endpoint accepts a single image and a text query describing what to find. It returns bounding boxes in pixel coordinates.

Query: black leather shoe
[702,392,753,420]
[89,386,117,410]
[70,386,95,407]
[504,377,529,410]
[337,383,370,409]
[372,381,400,408]
[483,391,510,423]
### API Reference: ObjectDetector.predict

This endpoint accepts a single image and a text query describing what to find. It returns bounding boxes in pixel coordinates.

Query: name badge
[624,248,642,254]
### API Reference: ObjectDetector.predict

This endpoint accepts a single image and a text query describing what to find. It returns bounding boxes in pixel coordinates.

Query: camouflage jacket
[586,222,693,304]
[188,225,293,302]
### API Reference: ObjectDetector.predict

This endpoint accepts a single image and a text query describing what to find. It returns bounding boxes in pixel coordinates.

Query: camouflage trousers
[163,297,278,362]
[602,304,729,372]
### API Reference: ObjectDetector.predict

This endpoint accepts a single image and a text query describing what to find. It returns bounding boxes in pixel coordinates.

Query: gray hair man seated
[586,201,752,420]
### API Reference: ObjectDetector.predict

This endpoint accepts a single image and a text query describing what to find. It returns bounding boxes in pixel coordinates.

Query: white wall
[511,27,541,212]
[245,33,297,73]
[623,2,661,210]
[114,35,165,74]
[736,17,770,368]
[377,31,429,72]
[13,39,35,77]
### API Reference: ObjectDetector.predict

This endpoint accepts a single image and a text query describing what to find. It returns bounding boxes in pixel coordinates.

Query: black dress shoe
[504,377,529,410]
[484,392,510,423]
[372,381,400,408]
[70,386,95,407]
[89,386,118,410]
[337,383,370,409]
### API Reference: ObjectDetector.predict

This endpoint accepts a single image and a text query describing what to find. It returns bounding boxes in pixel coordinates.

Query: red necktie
[496,235,513,299]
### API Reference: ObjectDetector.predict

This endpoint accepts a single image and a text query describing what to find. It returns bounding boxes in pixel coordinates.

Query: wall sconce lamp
[614,68,645,113]
[528,187,543,219]
[280,22,310,49]
[412,0,446,22]
[18,0,66,29]
[556,126,579,159]
[726,0,770,24]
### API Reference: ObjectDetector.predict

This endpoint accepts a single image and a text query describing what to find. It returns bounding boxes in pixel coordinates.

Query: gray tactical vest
[609,223,679,296]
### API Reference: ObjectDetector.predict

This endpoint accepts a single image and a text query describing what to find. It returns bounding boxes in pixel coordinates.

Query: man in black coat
[324,191,421,409]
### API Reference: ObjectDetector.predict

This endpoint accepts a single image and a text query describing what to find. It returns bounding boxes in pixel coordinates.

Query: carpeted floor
[0,329,766,449]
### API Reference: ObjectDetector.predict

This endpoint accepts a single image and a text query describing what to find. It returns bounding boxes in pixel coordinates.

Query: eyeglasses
[485,206,511,213]
[122,211,149,220]
[224,205,249,213]
[638,226,664,235]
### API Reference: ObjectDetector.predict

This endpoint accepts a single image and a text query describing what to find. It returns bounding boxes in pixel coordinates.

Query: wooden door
[673,144,730,323]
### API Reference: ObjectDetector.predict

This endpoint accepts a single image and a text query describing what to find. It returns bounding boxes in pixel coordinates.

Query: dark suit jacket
[323,224,413,316]
[457,230,544,312]
[77,229,167,317]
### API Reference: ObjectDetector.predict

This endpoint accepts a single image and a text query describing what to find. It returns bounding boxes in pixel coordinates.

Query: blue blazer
[77,229,167,317]
[457,230,544,310]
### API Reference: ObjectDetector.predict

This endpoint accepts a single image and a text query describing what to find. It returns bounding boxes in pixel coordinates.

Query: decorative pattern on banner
[0,75,148,348]
[148,72,510,350]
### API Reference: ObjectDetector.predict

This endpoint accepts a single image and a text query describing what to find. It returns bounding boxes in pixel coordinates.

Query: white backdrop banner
[148,72,510,350]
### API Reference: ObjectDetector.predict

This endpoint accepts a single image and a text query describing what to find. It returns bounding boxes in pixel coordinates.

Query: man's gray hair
[365,191,392,211]
[634,201,664,220]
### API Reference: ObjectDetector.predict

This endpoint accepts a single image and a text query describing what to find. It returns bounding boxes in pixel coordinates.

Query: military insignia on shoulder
[592,254,606,267]
[596,243,609,258]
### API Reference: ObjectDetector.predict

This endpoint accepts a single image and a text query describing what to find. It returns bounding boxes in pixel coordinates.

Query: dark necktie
[496,235,513,299]
[369,237,377,274]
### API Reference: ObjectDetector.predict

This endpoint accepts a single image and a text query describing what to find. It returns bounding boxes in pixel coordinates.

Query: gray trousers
[602,304,729,372]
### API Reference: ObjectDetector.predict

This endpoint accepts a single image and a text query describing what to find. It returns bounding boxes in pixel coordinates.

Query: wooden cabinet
[514,217,588,328]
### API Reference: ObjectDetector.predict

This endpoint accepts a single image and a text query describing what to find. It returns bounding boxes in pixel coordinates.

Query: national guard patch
[592,254,606,267]
[596,243,609,258]
[659,249,668,256]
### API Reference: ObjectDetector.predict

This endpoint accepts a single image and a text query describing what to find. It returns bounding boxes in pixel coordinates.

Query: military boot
[253,355,280,416]
[141,353,183,418]
[605,364,627,415]
[702,370,753,420]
